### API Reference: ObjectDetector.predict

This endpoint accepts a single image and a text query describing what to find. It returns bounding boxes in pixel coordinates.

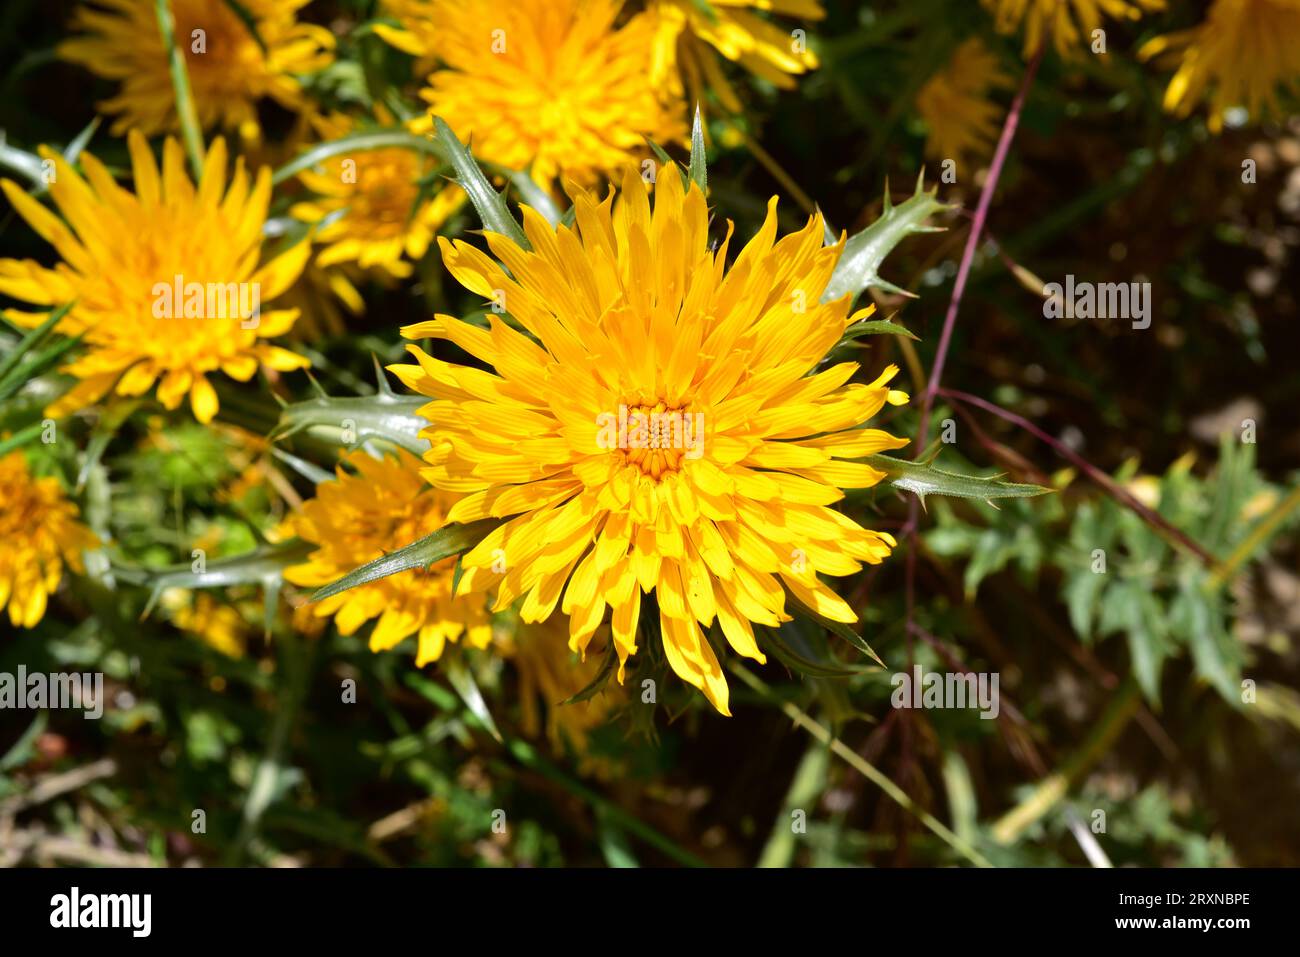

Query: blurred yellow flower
[373,0,442,60]
[648,0,824,113]
[983,0,1165,58]
[163,590,248,657]
[59,0,334,143]
[1140,0,1300,131]
[285,448,491,665]
[0,133,311,423]
[917,39,1013,165]
[391,169,908,715]
[291,113,464,279]
[410,0,685,187]
[505,617,622,765]
[0,451,98,629]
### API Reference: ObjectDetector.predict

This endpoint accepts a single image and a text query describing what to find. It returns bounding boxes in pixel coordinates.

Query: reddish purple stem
[941,387,1217,567]
[916,42,1046,450]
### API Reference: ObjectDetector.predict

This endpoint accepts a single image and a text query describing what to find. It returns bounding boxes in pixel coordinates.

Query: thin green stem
[155,0,205,180]
[730,662,994,867]
[991,677,1141,845]
[1206,484,1300,591]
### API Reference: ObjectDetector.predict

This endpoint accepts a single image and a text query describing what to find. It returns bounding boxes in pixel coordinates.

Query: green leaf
[562,640,619,705]
[596,809,640,868]
[757,623,870,678]
[785,588,884,667]
[0,712,47,772]
[865,454,1052,505]
[838,317,919,343]
[963,528,1012,599]
[443,653,503,743]
[269,446,335,486]
[61,117,101,165]
[309,519,499,603]
[822,174,950,304]
[133,538,316,632]
[1174,573,1240,703]
[0,334,81,403]
[1063,567,1107,641]
[1125,585,1168,705]
[0,423,42,458]
[0,130,46,187]
[272,389,429,456]
[643,137,687,189]
[488,162,563,226]
[688,104,708,194]
[432,116,530,249]
[271,129,441,186]
[0,302,75,391]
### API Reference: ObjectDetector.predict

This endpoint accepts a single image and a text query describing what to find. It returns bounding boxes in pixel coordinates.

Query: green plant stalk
[155,0,205,180]
[756,742,829,868]
[991,676,1141,846]
[729,662,994,867]
[224,629,314,865]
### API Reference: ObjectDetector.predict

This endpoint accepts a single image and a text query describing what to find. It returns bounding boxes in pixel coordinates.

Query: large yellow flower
[648,0,824,113]
[0,134,310,423]
[291,113,464,279]
[285,449,492,665]
[390,169,909,715]
[916,39,1013,165]
[410,0,685,187]
[0,451,99,629]
[983,0,1165,57]
[58,0,334,142]
[1140,0,1300,131]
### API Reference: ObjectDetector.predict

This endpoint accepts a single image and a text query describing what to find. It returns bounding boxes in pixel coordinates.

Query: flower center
[618,401,702,480]
[348,151,424,228]
[178,0,263,88]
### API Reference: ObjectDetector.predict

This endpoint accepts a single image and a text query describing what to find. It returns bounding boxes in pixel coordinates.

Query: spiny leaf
[133,538,316,628]
[786,589,885,668]
[432,116,530,249]
[488,162,564,227]
[272,389,429,456]
[823,174,950,304]
[271,129,442,185]
[643,137,687,188]
[865,454,1051,504]
[309,519,499,603]
[61,117,100,167]
[757,624,870,678]
[0,131,46,187]
[838,317,919,344]
[688,105,708,194]
[270,446,335,486]
[562,641,619,705]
